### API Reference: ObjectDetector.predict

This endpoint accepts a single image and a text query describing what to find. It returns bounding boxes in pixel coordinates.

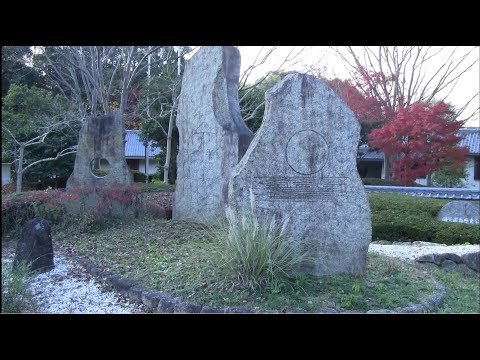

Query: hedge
[3,190,477,246]
[369,193,479,245]
[1,190,70,238]
[362,178,401,186]
[361,177,428,187]
[131,170,154,183]
[1,185,146,239]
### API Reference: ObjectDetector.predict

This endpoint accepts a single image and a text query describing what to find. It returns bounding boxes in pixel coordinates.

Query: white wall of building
[138,159,159,175]
[2,163,12,186]
[99,158,159,176]
[414,156,479,188]
[463,156,479,189]
[415,178,428,186]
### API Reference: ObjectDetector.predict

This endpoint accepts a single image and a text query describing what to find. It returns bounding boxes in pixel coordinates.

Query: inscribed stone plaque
[228,73,372,276]
[437,201,480,224]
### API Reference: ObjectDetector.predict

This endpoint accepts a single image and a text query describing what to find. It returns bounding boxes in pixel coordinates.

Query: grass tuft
[1,260,35,313]
[218,189,309,290]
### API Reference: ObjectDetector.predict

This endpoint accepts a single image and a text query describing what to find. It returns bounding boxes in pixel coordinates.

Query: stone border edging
[415,252,480,274]
[71,253,448,314]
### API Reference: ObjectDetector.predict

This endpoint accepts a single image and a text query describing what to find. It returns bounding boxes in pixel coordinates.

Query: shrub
[369,194,479,245]
[65,185,144,227]
[1,185,145,238]
[150,171,163,181]
[1,260,34,313]
[131,170,150,183]
[138,181,175,193]
[220,189,309,290]
[362,177,428,187]
[140,202,167,218]
[362,178,401,186]
[1,190,73,239]
[100,185,142,205]
[1,183,16,195]
[431,166,467,188]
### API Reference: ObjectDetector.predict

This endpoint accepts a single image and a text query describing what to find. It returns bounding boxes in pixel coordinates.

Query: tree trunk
[145,46,151,184]
[16,145,25,193]
[426,173,432,187]
[383,154,392,180]
[163,99,177,184]
[145,141,149,184]
[146,46,151,118]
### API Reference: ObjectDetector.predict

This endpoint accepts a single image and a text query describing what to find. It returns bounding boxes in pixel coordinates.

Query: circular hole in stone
[90,158,111,178]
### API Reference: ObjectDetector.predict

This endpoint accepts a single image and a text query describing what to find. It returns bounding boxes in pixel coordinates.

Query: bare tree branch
[22,147,77,173]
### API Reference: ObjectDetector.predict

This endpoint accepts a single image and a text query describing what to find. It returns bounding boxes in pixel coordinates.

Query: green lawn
[54,218,479,313]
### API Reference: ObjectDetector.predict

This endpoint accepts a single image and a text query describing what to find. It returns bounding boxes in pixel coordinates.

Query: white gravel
[2,254,146,314]
[368,243,480,261]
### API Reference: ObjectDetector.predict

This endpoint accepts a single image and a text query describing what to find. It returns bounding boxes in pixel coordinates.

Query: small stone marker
[437,201,480,225]
[228,73,372,276]
[14,218,54,273]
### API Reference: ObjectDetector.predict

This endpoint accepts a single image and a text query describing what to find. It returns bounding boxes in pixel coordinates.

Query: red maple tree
[328,78,386,149]
[328,78,385,124]
[368,102,469,186]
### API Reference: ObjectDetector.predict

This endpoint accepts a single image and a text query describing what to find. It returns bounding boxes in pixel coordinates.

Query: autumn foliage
[328,78,385,123]
[368,102,468,186]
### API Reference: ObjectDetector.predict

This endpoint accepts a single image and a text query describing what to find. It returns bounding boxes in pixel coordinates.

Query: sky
[236,46,479,127]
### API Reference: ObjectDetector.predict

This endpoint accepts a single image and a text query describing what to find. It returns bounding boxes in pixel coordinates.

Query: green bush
[1,260,34,313]
[220,190,310,290]
[138,180,175,193]
[369,194,479,245]
[431,166,467,188]
[362,177,428,187]
[131,170,149,183]
[150,171,163,181]
[362,178,401,186]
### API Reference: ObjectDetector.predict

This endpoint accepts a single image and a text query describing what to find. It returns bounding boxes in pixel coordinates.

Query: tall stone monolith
[228,73,372,276]
[173,46,253,223]
[66,112,133,189]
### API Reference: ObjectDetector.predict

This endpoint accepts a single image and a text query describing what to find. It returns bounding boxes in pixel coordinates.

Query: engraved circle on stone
[286,130,328,175]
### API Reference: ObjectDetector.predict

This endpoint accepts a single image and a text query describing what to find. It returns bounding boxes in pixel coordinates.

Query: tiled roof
[458,128,480,154]
[358,127,480,160]
[125,130,161,158]
[365,185,480,200]
[358,146,384,160]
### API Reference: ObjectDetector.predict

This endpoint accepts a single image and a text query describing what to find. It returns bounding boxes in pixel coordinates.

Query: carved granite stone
[66,112,133,190]
[228,73,372,276]
[173,46,253,223]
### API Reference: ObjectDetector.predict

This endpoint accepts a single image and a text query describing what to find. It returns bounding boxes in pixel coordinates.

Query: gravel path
[2,253,146,314]
[368,243,479,261]
[2,241,478,314]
